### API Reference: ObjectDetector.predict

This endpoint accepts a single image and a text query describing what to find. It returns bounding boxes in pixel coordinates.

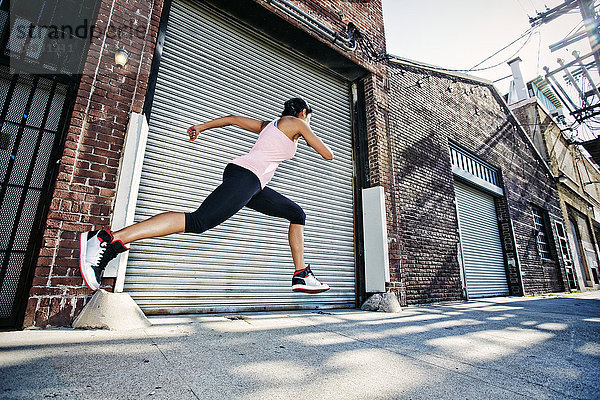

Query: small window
[532,207,552,260]
[554,221,571,263]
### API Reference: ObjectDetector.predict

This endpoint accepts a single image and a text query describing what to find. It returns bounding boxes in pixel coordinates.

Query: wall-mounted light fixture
[115,47,129,68]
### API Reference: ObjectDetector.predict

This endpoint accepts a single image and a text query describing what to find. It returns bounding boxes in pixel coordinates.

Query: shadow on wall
[394,131,462,302]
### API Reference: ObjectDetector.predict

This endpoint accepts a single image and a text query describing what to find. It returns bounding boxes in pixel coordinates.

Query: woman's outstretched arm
[297,119,334,160]
[187,116,268,141]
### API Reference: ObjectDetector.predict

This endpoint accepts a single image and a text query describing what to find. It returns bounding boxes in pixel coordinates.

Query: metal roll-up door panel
[123,0,356,313]
[454,181,509,298]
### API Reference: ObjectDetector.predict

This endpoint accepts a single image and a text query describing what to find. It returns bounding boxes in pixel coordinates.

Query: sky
[382,0,594,97]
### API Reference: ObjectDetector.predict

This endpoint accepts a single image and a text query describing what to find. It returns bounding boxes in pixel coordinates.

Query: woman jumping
[79,98,333,294]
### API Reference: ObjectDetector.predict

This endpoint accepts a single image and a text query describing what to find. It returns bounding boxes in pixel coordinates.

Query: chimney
[507,57,529,104]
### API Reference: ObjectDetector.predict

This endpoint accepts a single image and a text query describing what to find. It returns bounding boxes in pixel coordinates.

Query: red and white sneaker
[292,265,330,293]
[79,230,128,291]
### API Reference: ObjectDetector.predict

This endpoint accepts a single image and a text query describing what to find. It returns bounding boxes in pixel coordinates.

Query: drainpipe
[268,0,357,51]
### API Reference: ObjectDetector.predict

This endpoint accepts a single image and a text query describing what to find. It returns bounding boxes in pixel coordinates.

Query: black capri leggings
[184,163,306,234]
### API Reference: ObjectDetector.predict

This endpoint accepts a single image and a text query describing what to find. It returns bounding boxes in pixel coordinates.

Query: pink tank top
[230,118,298,189]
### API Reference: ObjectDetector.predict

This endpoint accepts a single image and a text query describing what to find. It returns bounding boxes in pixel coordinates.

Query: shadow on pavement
[0,293,598,399]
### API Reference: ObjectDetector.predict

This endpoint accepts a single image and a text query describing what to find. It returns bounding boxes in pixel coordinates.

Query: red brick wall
[24,0,390,327]
[23,0,164,327]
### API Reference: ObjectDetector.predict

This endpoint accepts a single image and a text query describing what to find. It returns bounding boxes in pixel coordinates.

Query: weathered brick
[387,63,566,303]
[26,0,393,327]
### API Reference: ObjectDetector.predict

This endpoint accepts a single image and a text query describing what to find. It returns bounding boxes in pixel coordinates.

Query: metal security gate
[0,64,76,327]
[455,181,509,298]
[124,0,356,313]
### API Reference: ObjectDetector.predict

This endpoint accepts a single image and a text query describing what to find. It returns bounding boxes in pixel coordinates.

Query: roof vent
[507,57,529,104]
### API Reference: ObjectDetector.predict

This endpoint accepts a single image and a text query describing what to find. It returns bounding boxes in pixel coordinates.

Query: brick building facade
[20,0,166,327]
[387,60,567,304]
[511,97,600,291]
[16,0,392,328]
[1,0,568,328]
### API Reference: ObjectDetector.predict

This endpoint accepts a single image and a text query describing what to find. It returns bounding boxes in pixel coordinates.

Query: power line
[389,27,537,73]
[515,0,532,15]
[469,27,537,70]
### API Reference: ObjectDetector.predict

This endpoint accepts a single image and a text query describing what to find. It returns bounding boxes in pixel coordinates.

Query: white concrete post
[104,112,149,292]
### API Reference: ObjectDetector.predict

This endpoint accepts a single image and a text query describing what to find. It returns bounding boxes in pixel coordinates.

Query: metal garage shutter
[454,181,509,298]
[123,0,355,313]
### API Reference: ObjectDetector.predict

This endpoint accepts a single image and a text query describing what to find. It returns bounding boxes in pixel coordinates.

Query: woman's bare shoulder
[278,116,306,128]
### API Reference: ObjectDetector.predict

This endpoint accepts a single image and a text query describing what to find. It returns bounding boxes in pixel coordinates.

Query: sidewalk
[1,292,599,399]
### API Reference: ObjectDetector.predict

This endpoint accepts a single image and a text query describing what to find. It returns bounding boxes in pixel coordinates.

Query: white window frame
[532,207,553,260]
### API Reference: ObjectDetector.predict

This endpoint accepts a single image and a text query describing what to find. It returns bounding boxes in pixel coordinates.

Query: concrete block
[361,293,383,311]
[361,292,402,313]
[72,289,151,330]
[380,292,402,313]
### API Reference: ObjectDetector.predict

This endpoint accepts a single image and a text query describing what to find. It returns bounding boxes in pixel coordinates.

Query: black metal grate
[0,187,21,250]
[5,77,33,124]
[46,87,67,131]
[14,190,41,252]
[27,78,53,128]
[0,253,24,319]
[30,132,55,189]
[0,253,6,316]
[0,123,17,178]
[0,62,78,327]
[10,128,39,186]
[0,65,10,112]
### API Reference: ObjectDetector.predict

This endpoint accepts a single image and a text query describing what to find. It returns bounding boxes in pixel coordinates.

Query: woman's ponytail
[281,97,313,117]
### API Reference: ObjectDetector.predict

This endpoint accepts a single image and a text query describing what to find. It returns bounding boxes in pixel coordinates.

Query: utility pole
[530,0,600,78]
[578,0,600,80]
[529,0,579,26]
[529,0,600,126]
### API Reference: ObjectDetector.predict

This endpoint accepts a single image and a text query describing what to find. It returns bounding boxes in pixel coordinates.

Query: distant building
[511,93,600,292]
[386,57,568,304]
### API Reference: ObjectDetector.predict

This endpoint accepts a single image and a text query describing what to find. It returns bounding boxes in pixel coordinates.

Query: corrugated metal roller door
[123,0,356,313]
[454,181,509,298]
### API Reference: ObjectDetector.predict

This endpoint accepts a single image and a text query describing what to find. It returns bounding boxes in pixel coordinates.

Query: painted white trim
[105,112,149,292]
[453,199,469,300]
[362,186,390,292]
[452,165,504,197]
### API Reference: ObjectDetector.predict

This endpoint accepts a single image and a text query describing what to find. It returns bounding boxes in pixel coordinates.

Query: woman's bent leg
[80,163,260,291]
[112,212,185,245]
[245,187,307,271]
[114,164,261,243]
